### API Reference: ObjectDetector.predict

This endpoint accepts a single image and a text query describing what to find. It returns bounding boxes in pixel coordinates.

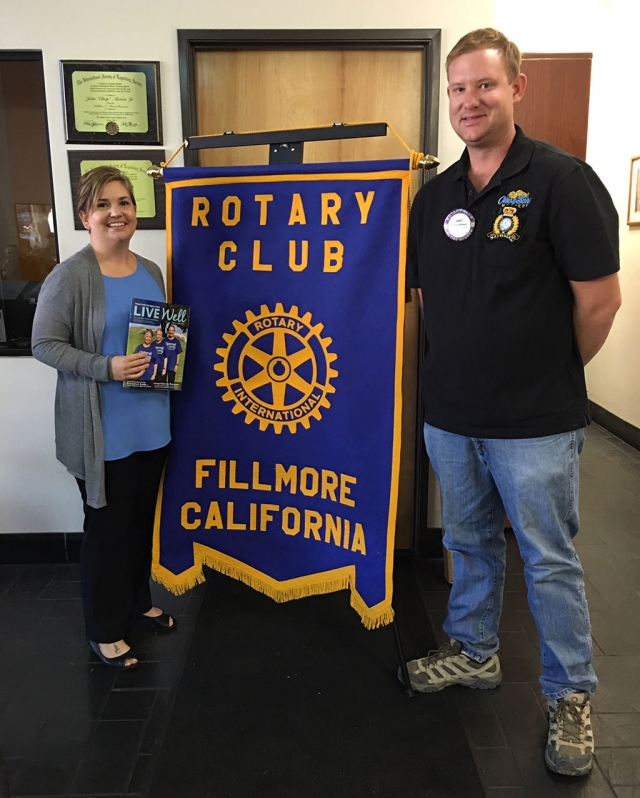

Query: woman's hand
[111,353,150,381]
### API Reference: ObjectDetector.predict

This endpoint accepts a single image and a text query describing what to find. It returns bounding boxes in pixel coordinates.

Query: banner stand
[150,122,433,698]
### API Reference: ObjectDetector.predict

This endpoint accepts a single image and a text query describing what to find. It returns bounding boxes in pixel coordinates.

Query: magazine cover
[123,297,190,390]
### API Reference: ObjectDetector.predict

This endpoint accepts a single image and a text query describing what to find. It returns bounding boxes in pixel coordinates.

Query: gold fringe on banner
[152,546,394,629]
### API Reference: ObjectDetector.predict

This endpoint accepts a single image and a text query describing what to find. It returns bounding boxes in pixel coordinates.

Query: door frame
[177,28,440,169]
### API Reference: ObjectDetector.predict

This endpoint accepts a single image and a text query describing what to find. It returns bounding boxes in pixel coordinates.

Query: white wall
[0,0,495,533]
[497,0,640,428]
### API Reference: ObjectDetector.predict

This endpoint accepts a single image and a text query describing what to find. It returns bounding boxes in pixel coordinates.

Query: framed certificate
[61,61,162,145]
[68,150,167,229]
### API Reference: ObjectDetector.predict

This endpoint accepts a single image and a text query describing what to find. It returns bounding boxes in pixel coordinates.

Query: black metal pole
[391,617,414,697]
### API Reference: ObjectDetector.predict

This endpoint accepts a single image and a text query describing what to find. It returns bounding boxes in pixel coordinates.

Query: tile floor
[1,423,639,796]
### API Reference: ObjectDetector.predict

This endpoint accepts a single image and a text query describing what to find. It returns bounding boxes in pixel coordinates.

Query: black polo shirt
[407,126,619,438]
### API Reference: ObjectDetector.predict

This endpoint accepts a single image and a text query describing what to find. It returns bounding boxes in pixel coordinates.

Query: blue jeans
[424,422,597,700]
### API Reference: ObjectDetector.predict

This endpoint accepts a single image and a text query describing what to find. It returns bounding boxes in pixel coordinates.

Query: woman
[32,166,176,670]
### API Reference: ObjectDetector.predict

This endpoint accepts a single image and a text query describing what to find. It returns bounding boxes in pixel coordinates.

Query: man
[152,327,168,385]
[163,324,183,386]
[404,28,620,778]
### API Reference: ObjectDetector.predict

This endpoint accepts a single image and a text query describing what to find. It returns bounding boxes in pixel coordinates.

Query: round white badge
[444,209,475,241]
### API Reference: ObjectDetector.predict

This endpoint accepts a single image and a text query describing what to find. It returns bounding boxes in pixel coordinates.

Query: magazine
[123,297,190,390]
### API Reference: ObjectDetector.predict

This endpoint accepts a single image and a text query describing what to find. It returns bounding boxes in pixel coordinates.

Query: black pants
[76,446,168,642]
[167,369,176,385]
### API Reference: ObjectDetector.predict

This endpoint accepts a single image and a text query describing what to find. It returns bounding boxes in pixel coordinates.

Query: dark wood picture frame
[68,150,167,230]
[61,60,162,145]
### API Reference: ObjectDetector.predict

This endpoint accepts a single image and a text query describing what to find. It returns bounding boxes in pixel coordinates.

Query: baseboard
[0,532,82,564]
[590,401,640,452]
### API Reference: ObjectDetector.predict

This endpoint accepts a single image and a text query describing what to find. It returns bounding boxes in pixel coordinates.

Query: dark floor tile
[581,509,640,534]
[3,756,22,783]
[490,684,548,750]
[485,790,527,798]
[71,720,144,794]
[417,590,451,610]
[512,748,617,796]
[584,580,612,611]
[499,603,525,632]
[2,565,58,600]
[42,598,83,619]
[597,748,640,786]
[22,616,88,663]
[0,565,24,598]
[515,611,540,644]
[9,720,94,795]
[182,592,207,616]
[1,662,116,723]
[592,714,640,747]
[139,689,172,755]
[413,558,452,592]
[102,690,156,720]
[114,659,182,690]
[504,592,531,612]
[454,690,508,748]
[0,716,44,757]
[38,579,82,600]
[0,600,48,641]
[587,570,640,616]
[498,631,538,658]
[503,572,527,591]
[605,557,640,594]
[127,753,152,794]
[604,532,640,558]
[500,654,542,684]
[590,612,640,655]
[52,563,82,581]
[613,789,640,798]
[590,655,640,712]
[471,747,523,789]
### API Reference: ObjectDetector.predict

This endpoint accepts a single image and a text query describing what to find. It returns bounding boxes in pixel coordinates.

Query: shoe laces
[553,699,588,744]
[420,641,458,666]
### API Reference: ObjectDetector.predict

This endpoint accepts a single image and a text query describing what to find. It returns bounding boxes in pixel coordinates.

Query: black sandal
[89,640,139,670]
[136,611,177,634]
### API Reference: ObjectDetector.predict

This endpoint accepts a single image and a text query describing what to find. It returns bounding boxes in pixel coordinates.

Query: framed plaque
[61,60,162,145]
[68,150,166,229]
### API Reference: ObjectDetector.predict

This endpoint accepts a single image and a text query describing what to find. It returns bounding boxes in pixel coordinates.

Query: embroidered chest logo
[487,190,531,242]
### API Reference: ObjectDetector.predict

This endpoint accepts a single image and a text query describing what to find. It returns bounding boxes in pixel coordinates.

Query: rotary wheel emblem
[214,303,338,433]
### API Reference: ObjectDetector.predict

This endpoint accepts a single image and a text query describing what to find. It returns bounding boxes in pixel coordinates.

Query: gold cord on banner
[152,122,439,175]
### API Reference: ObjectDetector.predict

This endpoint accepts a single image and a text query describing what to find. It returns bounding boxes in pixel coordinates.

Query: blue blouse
[100,263,171,461]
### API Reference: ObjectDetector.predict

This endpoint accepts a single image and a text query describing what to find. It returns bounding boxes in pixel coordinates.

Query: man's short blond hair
[446,28,522,83]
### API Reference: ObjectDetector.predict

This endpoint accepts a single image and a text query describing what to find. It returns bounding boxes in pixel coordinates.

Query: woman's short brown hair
[446,28,522,83]
[76,166,136,217]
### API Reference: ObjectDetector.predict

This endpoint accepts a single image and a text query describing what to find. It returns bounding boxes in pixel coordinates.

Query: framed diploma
[61,61,162,145]
[68,150,167,229]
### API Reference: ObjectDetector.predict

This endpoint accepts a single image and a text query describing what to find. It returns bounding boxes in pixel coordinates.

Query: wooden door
[194,48,424,548]
[515,53,592,159]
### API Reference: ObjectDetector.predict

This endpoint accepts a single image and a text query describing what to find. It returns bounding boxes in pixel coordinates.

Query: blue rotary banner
[153,159,410,628]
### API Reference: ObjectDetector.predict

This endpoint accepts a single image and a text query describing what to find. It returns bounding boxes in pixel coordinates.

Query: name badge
[444,209,475,241]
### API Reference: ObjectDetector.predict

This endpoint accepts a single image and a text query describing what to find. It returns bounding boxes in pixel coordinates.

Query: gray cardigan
[32,244,166,509]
